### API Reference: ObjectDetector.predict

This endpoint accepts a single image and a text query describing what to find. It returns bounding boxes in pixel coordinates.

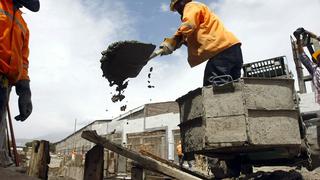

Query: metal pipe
[6,103,20,166]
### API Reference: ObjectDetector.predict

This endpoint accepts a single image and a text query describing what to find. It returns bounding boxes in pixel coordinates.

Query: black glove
[294,27,305,39]
[15,80,32,121]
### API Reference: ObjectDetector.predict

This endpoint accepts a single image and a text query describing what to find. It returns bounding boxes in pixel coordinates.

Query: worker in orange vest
[160,0,243,86]
[0,0,39,167]
[176,140,192,168]
[176,140,183,165]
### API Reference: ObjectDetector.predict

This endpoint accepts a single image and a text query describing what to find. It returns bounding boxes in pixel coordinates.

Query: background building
[54,101,181,161]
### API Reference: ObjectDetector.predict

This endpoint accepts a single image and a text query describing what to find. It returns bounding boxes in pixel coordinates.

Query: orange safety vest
[0,0,30,84]
[174,2,240,67]
[176,143,183,156]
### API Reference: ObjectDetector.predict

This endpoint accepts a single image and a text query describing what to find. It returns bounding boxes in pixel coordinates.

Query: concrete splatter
[147,67,155,89]
[120,105,127,111]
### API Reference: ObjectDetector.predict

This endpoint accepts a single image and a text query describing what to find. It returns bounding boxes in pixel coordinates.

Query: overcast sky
[9,0,320,140]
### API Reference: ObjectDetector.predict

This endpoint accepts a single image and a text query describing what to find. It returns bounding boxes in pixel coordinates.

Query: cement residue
[100,41,156,110]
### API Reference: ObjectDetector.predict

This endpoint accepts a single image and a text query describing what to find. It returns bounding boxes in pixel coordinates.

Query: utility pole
[74,118,77,133]
[73,118,77,155]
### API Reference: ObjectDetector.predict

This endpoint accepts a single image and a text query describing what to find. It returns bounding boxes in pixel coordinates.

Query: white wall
[120,113,180,160]
[299,93,320,112]
[56,112,180,160]
[145,113,180,160]
[92,122,108,135]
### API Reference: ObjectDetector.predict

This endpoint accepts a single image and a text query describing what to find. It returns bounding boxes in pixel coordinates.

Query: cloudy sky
[9,0,320,140]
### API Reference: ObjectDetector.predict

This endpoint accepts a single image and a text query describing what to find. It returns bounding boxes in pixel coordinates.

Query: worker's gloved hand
[15,80,32,121]
[160,37,177,56]
[294,27,305,39]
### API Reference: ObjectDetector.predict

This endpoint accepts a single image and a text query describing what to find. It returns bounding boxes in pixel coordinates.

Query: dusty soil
[0,167,39,180]
[48,177,75,180]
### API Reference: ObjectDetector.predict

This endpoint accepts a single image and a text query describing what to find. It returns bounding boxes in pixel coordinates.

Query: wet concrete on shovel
[100,41,156,111]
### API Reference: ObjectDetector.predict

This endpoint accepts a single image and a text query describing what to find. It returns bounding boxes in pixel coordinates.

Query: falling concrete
[100,41,156,105]
[147,66,155,89]
[120,105,127,111]
[100,40,156,87]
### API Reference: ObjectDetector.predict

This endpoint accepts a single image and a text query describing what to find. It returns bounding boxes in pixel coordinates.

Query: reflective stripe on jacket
[0,0,30,84]
[174,2,240,67]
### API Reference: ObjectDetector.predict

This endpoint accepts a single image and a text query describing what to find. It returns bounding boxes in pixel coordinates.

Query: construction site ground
[2,167,320,180]
[3,152,319,179]
[44,154,320,180]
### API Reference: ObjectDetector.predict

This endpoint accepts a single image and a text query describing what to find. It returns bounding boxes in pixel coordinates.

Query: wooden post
[105,150,109,177]
[83,145,104,180]
[6,103,19,166]
[131,163,145,180]
[291,36,307,93]
[27,140,50,180]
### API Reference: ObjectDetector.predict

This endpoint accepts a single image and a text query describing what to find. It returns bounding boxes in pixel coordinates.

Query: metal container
[176,78,301,160]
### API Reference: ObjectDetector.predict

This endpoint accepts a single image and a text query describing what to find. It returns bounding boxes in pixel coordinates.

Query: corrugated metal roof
[53,119,111,144]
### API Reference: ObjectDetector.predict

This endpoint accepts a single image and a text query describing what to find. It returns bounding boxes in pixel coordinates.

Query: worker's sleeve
[299,52,315,76]
[314,68,320,88]
[20,29,30,80]
[174,4,202,37]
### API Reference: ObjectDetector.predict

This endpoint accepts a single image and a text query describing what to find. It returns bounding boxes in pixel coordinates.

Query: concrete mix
[100,40,156,87]
[100,41,156,107]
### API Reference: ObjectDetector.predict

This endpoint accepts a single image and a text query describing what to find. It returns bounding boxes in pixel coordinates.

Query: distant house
[54,101,181,161]
[54,119,112,155]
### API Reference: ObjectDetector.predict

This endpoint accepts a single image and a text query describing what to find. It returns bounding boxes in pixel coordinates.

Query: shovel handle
[148,49,164,61]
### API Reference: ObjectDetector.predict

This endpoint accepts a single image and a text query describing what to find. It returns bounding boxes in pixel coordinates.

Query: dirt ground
[0,167,38,180]
[237,166,320,180]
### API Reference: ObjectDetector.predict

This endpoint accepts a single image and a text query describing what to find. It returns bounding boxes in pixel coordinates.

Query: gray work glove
[160,37,177,56]
[15,80,32,121]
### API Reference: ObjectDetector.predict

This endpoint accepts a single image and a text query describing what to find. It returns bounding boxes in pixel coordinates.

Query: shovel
[100,41,164,86]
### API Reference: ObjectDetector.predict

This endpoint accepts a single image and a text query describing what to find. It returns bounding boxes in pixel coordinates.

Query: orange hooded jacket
[176,143,183,156]
[174,2,240,67]
[0,0,30,84]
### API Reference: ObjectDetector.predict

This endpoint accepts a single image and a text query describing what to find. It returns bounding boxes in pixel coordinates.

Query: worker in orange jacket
[176,140,183,165]
[176,140,192,168]
[160,0,243,86]
[0,0,39,167]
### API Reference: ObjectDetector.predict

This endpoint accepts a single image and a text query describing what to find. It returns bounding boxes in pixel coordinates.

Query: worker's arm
[15,30,32,121]
[295,36,315,76]
[20,30,30,81]
[174,3,202,37]
[160,3,202,55]
[304,30,320,41]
